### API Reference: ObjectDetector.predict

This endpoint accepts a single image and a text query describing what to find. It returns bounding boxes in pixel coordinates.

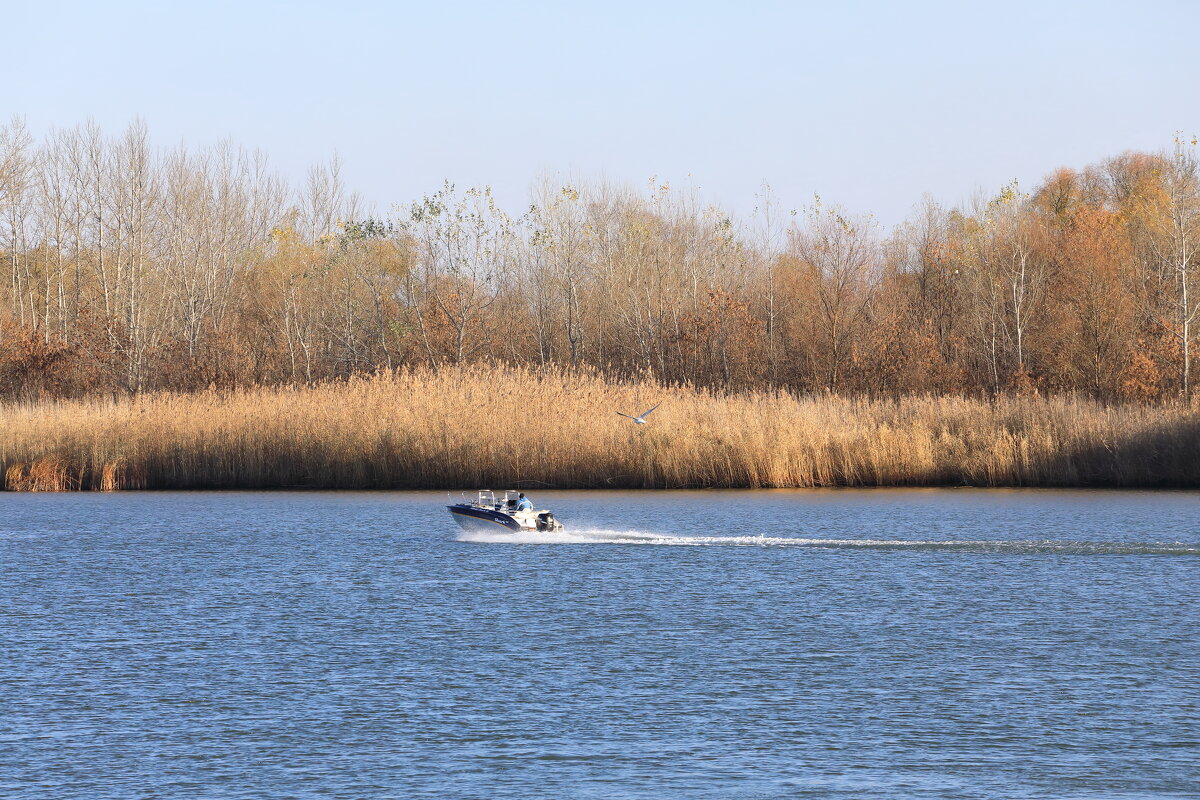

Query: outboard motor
[535,512,563,532]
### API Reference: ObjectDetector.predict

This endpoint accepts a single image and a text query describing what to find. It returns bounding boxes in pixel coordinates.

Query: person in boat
[515,492,533,512]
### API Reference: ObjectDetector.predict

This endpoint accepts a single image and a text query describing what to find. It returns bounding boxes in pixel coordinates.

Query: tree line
[1,118,1198,401]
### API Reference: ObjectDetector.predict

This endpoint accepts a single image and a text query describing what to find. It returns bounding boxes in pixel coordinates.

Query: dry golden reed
[2,364,1199,490]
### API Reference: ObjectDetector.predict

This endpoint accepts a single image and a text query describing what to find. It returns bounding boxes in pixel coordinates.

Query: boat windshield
[470,490,525,511]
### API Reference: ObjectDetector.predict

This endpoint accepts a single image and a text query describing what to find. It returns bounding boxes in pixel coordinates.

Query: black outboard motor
[535,512,563,532]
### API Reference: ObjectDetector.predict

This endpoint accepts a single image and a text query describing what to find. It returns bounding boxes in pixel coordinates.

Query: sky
[5,0,1199,229]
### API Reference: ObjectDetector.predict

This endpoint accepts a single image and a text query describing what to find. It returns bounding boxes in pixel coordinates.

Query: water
[2,489,1198,799]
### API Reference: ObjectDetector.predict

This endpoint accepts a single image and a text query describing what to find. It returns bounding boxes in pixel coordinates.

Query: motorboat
[447,490,565,533]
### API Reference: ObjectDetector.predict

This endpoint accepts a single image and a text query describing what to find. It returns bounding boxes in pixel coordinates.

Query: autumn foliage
[2,121,1200,403]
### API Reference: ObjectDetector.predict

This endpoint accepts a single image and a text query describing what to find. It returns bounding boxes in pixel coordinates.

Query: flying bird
[616,402,661,425]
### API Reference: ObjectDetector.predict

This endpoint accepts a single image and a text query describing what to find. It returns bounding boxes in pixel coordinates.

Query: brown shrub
[0,364,1197,490]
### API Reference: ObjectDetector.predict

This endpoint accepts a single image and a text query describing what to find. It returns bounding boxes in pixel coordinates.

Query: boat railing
[464,489,529,511]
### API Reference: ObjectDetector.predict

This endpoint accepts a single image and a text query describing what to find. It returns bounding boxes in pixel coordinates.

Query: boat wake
[456,528,1200,555]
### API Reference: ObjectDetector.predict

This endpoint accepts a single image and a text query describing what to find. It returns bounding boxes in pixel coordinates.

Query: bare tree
[788,200,880,390]
[752,182,788,385]
[1144,139,1200,396]
[401,183,511,366]
[527,180,592,366]
[1,117,35,331]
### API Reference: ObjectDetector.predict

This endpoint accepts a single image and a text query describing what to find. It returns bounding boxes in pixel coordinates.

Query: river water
[2,489,1198,799]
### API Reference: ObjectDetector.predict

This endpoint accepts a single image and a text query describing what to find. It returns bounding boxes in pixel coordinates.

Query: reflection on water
[2,489,1199,799]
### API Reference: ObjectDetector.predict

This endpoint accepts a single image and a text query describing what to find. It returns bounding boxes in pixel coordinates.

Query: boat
[447,490,565,533]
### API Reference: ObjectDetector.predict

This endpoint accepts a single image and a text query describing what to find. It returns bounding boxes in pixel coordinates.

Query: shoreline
[5,485,1200,494]
[4,365,1200,492]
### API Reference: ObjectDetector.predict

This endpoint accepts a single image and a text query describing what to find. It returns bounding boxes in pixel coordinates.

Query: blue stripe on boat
[448,505,523,532]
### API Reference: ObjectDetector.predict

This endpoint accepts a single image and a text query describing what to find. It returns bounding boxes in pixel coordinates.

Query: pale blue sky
[6,0,1198,227]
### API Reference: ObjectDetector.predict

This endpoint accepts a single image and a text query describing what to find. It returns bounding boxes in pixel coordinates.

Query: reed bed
[2,364,1199,490]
